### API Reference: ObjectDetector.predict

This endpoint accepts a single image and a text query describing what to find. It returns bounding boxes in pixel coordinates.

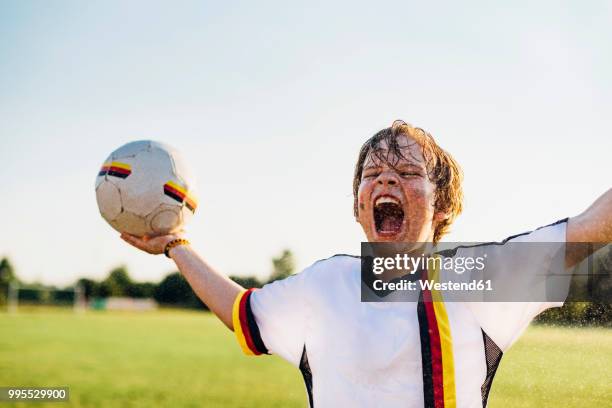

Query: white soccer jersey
[232,220,568,408]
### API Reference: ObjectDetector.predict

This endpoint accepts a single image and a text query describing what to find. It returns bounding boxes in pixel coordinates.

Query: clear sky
[1,0,610,286]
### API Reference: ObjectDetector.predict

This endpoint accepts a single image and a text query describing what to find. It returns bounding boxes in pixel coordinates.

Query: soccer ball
[95,140,198,237]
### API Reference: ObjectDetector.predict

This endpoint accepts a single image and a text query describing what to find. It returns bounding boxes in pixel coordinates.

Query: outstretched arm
[120,234,243,330]
[566,188,612,267]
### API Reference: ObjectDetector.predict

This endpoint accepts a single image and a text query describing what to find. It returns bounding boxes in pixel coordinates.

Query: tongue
[381,215,402,233]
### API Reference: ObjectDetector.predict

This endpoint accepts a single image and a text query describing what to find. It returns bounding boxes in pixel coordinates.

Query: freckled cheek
[356,183,373,233]
[402,180,436,209]
[357,181,372,211]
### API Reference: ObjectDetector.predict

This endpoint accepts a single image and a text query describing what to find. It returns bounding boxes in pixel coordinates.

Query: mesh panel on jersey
[299,346,314,408]
[481,330,503,407]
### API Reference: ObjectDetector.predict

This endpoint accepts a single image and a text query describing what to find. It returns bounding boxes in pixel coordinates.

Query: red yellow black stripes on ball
[163,181,198,213]
[98,162,132,179]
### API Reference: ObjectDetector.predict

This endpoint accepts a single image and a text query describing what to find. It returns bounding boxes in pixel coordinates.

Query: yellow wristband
[164,238,190,258]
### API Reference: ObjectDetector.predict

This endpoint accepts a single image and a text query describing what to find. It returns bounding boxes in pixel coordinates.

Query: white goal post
[6,281,86,313]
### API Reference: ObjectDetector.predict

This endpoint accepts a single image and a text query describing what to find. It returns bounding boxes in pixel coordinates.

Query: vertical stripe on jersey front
[417,263,457,408]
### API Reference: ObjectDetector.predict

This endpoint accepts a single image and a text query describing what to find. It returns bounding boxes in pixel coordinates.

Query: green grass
[0,308,610,407]
[489,324,612,407]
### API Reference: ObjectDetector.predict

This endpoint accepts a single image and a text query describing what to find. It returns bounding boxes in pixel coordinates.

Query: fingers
[120,233,148,250]
[120,233,137,245]
[120,232,166,255]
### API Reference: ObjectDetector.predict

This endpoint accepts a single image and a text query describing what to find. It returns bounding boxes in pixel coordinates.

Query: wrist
[168,244,191,259]
[164,238,191,258]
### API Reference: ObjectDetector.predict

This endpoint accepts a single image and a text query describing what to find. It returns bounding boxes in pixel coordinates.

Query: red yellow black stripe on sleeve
[163,181,198,213]
[417,265,456,408]
[99,162,132,179]
[232,289,269,356]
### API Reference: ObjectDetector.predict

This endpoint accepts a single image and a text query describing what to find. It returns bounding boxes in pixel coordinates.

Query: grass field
[1,308,610,407]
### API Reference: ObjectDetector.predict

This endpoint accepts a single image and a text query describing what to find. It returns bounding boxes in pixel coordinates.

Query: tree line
[0,249,295,310]
[1,247,610,325]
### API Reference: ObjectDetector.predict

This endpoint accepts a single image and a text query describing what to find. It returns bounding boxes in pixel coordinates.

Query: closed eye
[362,168,381,179]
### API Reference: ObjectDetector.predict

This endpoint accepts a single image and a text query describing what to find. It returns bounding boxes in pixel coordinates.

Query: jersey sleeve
[232,270,310,367]
[464,219,570,351]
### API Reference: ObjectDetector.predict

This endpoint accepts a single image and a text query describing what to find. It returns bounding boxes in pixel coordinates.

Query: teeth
[375,196,400,206]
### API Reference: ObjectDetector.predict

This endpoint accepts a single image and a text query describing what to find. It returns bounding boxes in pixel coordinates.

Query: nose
[377,171,398,186]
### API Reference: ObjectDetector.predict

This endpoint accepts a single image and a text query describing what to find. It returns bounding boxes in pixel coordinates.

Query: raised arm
[121,233,243,330]
[566,188,612,267]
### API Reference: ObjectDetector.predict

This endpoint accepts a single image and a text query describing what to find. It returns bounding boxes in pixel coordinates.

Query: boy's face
[356,135,441,243]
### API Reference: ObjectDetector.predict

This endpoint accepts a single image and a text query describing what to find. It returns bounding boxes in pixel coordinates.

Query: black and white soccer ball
[95,140,198,236]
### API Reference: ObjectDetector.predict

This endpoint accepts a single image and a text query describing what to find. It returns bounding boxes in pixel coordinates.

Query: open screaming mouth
[374,198,404,235]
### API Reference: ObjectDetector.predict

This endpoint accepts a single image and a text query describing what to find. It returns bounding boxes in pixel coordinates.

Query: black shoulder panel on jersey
[309,253,361,270]
[535,217,569,230]
[314,253,361,263]
[436,218,569,258]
